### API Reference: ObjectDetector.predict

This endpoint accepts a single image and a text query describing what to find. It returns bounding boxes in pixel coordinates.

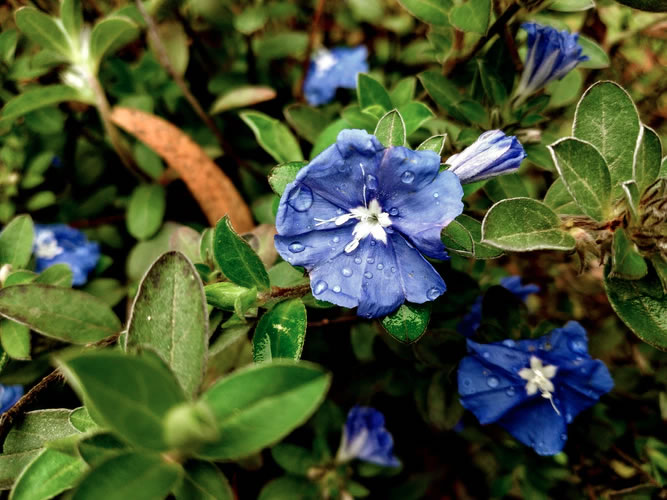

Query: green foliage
[374,109,406,147]
[381,302,432,343]
[253,299,307,362]
[126,184,166,240]
[241,111,304,164]
[0,215,34,268]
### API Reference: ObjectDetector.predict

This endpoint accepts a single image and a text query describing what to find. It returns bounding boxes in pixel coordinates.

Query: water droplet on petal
[389,207,399,216]
[287,184,313,211]
[288,242,304,253]
[482,351,491,359]
[560,433,567,441]
[487,376,499,388]
[377,263,384,270]
[502,339,516,347]
[366,174,378,190]
[370,240,376,246]
[506,386,516,396]
[333,285,341,293]
[367,257,375,264]
[354,257,362,264]
[568,339,586,354]
[391,267,396,273]
[385,227,394,234]
[313,280,328,295]
[341,267,352,277]
[332,236,340,243]
[364,272,373,279]
[433,192,439,198]
[401,171,415,184]
[427,287,440,300]
[565,413,573,423]
[463,379,472,387]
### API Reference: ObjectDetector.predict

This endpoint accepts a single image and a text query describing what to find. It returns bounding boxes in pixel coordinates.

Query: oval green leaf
[127,184,166,240]
[9,449,87,500]
[381,302,432,343]
[253,299,307,362]
[0,215,34,269]
[374,109,406,147]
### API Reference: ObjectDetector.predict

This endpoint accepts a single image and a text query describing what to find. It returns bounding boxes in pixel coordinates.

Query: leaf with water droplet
[253,299,307,362]
[381,302,431,343]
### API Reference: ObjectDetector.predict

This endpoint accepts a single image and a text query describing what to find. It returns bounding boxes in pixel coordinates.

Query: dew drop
[505,386,516,396]
[313,280,328,295]
[354,257,362,264]
[288,242,304,253]
[401,171,415,184]
[366,257,375,264]
[336,208,344,215]
[502,339,516,347]
[333,285,341,293]
[482,351,491,359]
[433,192,439,198]
[385,227,394,234]
[427,287,440,300]
[370,240,376,246]
[560,433,567,441]
[366,174,378,190]
[568,339,586,354]
[391,267,396,273]
[364,272,373,279]
[463,378,472,387]
[389,207,399,216]
[565,413,573,424]
[377,263,384,270]
[287,184,313,211]
[332,236,340,243]
[487,376,499,388]
[341,267,352,277]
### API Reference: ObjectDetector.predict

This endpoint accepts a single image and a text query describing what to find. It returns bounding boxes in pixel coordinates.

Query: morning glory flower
[0,384,23,413]
[457,321,614,455]
[514,22,588,106]
[336,406,400,467]
[34,224,100,286]
[457,276,539,337]
[274,129,464,318]
[446,130,527,184]
[303,46,369,106]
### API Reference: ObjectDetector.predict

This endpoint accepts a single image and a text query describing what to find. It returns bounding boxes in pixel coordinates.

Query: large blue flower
[0,384,23,413]
[514,22,588,106]
[303,46,369,106]
[336,406,400,467]
[457,275,539,337]
[274,129,464,318]
[458,321,614,455]
[34,224,100,286]
[446,130,526,184]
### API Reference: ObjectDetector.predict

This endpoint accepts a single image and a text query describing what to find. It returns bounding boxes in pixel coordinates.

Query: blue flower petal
[499,276,540,302]
[275,225,355,269]
[303,46,369,106]
[0,385,23,413]
[339,406,399,467]
[34,224,100,286]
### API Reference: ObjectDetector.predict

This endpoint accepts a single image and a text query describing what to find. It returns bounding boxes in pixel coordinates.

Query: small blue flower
[336,406,400,467]
[304,46,369,106]
[457,321,614,455]
[514,22,588,106]
[457,276,539,337]
[0,384,23,413]
[274,129,464,318]
[446,130,526,184]
[34,225,100,286]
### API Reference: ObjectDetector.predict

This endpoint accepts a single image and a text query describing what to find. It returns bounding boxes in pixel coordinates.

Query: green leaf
[173,460,233,500]
[89,17,139,71]
[483,174,529,203]
[604,263,667,351]
[253,299,307,362]
[268,161,307,196]
[0,29,18,64]
[284,104,328,144]
[651,255,667,294]
[271,444,319,476]
[418,71,485,124]
[417,134,446,155]
[211,86,276,115]
[14,7,72,59]
[213,216,270,291]
[0,451,40,491]
[546,69,583,108]
[341,106,377,131]
[548,137,612,221]
[60,0,83,42]
[357,74,393,112]
[622,180,641,219]
[4,410,80,453]
[449,0,490,34]
[457,214,504,259]
[611,229,648,280]
[35,263,73,287]
[58,351,186,450]
[374,110,406,147]
[611,0,667,12]
[441,220,474,256]
[0,85,87,124]
[543,177,580,215]
[549,0,595,10]
[573,81,640,191]
[633,126,662,194]
[126,252,208,398]
[198,361,330,460]
[148,21,188,77]
[71,452,182,500]
[398,102,434,136]
[576,36,609,69]
[396,0,452,26]
[69,407,97,433]
[205,282,257,317]
[77,433,127,467]
[311,119,349,159]
[0,285,121,344]
[381,302,432,343]
[126,184,166,240]
[481,198,576,251]
[240,111,303,164]
[10,449,86,500]
[0,215,34,268]
[390,77,417,107]
[0,320,30,360]
[25,191,56,211]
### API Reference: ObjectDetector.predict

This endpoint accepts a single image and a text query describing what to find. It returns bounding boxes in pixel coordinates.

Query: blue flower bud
[514,22,588,106]
[446,130,526,184]
[303,46,369,106]
[34,224,100,286]
[336,406,400,467]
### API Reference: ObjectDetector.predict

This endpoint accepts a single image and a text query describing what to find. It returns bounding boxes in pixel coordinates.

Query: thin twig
[298,0,326,100]
[308,316,359,328]
[135,0,227,151]
[606,483,658,497]
[612,445,660,487]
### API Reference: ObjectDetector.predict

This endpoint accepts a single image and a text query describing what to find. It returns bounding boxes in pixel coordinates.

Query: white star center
[314,50,337,73]
[34,231,64,259]
[518,356,560,415]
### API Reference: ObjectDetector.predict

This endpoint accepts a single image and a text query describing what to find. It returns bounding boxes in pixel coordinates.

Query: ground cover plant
[0,0,665,498]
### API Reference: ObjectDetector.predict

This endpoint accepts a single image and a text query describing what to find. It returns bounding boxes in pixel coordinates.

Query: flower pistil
[519,356,560,415]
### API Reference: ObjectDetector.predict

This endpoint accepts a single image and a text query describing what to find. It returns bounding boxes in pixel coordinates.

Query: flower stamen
[518,356,560,415]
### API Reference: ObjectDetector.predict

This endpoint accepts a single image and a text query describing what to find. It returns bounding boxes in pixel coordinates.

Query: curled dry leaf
[110,107,254,232]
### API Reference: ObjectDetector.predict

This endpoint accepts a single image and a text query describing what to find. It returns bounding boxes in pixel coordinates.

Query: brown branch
[307,315,359,328]
[297,0,326,100]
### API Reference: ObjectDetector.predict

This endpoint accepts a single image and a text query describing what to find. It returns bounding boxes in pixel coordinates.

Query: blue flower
[274,129,464,318]
[457,276,539,337]
[34,224,100,286]
[457,321,614,455]
[514,22,588,106]
[0,384,23,413]
[445,130,526,184]
[336,406,400,467]
[303,46,369,106]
